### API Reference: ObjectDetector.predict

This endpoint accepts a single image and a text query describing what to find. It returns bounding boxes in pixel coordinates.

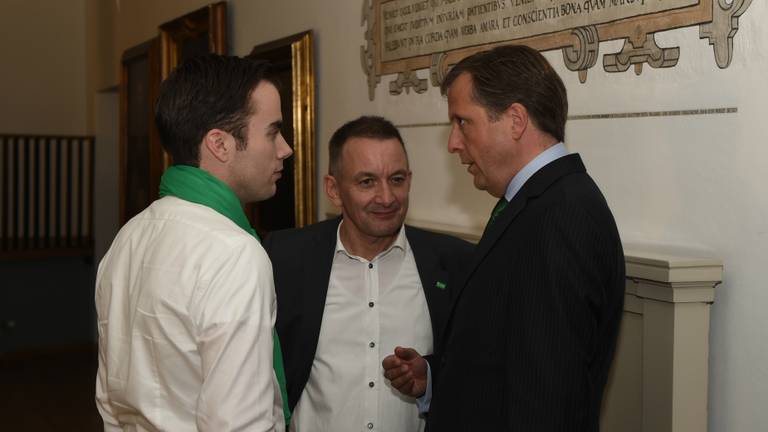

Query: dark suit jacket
[427,154,625,431]
[263,217,473,411]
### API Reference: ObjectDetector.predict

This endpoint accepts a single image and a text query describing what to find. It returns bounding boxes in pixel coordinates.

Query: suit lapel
[298,218,339,371]
[440,154,586,348]
[407,226,440,296]
[445,189,527,322]
[406,226,450,342]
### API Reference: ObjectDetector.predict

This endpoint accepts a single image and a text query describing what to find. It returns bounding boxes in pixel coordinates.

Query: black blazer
[427,154,625,431]
[263,218,473,410]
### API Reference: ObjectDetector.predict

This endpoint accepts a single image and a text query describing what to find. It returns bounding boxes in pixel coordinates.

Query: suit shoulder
[263,218,339,253]
[405,225,474,253]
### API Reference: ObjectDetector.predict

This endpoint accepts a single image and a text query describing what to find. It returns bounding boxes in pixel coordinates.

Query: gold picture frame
[160,2,227,80]
[250,31,317,230]
[119,2,228,225]
[159,2,228,167]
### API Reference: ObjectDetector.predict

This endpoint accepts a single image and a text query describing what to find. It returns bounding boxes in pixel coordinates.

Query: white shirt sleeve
[95,257,123,432]
[416,361,433,415]
[95,338,122,431]
[191,240,281,432]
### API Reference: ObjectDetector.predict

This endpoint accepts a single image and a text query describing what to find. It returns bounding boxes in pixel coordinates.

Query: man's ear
[324,174,343,208]
[201,129,232,163]
[503,103,529,141]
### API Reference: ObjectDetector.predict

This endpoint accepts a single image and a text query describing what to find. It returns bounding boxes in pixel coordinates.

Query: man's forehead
[343,136,404,154]
[253,80,279,94]
[340,137,409,171]
[249,81,280,109]
[448,71,473,91]
[446,77,468,112]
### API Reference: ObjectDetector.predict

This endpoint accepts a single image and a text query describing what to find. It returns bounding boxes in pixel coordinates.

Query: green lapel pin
[435,281,447,290]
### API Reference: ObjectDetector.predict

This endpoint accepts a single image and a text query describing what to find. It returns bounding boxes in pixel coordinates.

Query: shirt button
[367,422,374,429]
[368,263,373,269]
[368,301,374,308]
[369,381,375,388]
[369,341,375,348]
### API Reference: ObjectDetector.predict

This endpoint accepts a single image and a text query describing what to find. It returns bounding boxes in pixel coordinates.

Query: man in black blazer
[383,46,625,431]
[264,116,472,431]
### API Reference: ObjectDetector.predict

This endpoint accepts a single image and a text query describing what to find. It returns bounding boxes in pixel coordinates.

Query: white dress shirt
[291,222,432,432]
[95,196,284,432]
[502,142,569,202]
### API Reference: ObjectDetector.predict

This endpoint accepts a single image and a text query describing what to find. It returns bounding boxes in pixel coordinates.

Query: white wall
[229,1,768,430]
[564,9,768,430]
[0,0,88,135]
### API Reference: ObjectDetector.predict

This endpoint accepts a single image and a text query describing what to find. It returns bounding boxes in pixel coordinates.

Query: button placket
[364,258,380,432]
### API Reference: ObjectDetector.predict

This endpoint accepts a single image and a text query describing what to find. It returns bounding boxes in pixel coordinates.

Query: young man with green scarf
[95,55,293,431]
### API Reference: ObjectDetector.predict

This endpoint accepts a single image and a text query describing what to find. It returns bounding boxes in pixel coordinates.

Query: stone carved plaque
[361,0,752,99]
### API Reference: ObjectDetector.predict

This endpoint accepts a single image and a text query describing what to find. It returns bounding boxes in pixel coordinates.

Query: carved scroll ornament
[361,0,752,99]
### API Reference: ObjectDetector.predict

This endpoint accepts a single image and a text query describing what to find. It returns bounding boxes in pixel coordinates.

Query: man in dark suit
[383,45,625,431]
[264,116,472,432]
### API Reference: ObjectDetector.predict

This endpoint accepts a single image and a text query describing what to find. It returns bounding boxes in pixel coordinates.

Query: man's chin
[247,186,276,204]
[364,221,404,238]
[472,177,488,191]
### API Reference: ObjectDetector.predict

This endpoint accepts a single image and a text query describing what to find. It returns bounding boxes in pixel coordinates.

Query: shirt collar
[335,219,407,261]
[503,142,569,202]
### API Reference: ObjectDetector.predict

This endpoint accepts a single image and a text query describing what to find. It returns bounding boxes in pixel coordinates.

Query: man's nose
[447,125,462,154]
[278,133,293,159]
[375,182,395,205]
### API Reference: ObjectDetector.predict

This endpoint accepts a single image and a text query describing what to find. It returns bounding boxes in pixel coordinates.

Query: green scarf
[159,164,291,425]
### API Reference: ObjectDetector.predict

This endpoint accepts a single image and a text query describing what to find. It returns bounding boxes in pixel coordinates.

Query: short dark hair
[441,45,568,142]
[328,116,407,176]
[155,54,277,166]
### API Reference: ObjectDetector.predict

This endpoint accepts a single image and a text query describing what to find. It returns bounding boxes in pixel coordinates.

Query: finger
[384,364,409,381]
[394,346,419,361]
[382,354,402,370]
[390,371,414,390]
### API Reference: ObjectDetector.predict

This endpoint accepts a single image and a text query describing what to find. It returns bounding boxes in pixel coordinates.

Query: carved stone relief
[361,0,753,100]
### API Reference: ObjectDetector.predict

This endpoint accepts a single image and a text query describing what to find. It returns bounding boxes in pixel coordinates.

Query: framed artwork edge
[250,30,318,229]
[362,0,752,98]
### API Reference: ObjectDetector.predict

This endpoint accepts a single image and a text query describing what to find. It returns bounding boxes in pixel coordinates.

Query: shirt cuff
[416,362,432,415]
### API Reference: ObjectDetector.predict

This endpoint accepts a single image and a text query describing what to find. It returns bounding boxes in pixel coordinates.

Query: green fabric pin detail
[435,281,447,290]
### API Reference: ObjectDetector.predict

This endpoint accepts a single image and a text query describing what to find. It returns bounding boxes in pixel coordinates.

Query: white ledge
[322,215,725,296]
[624,244,723,284]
